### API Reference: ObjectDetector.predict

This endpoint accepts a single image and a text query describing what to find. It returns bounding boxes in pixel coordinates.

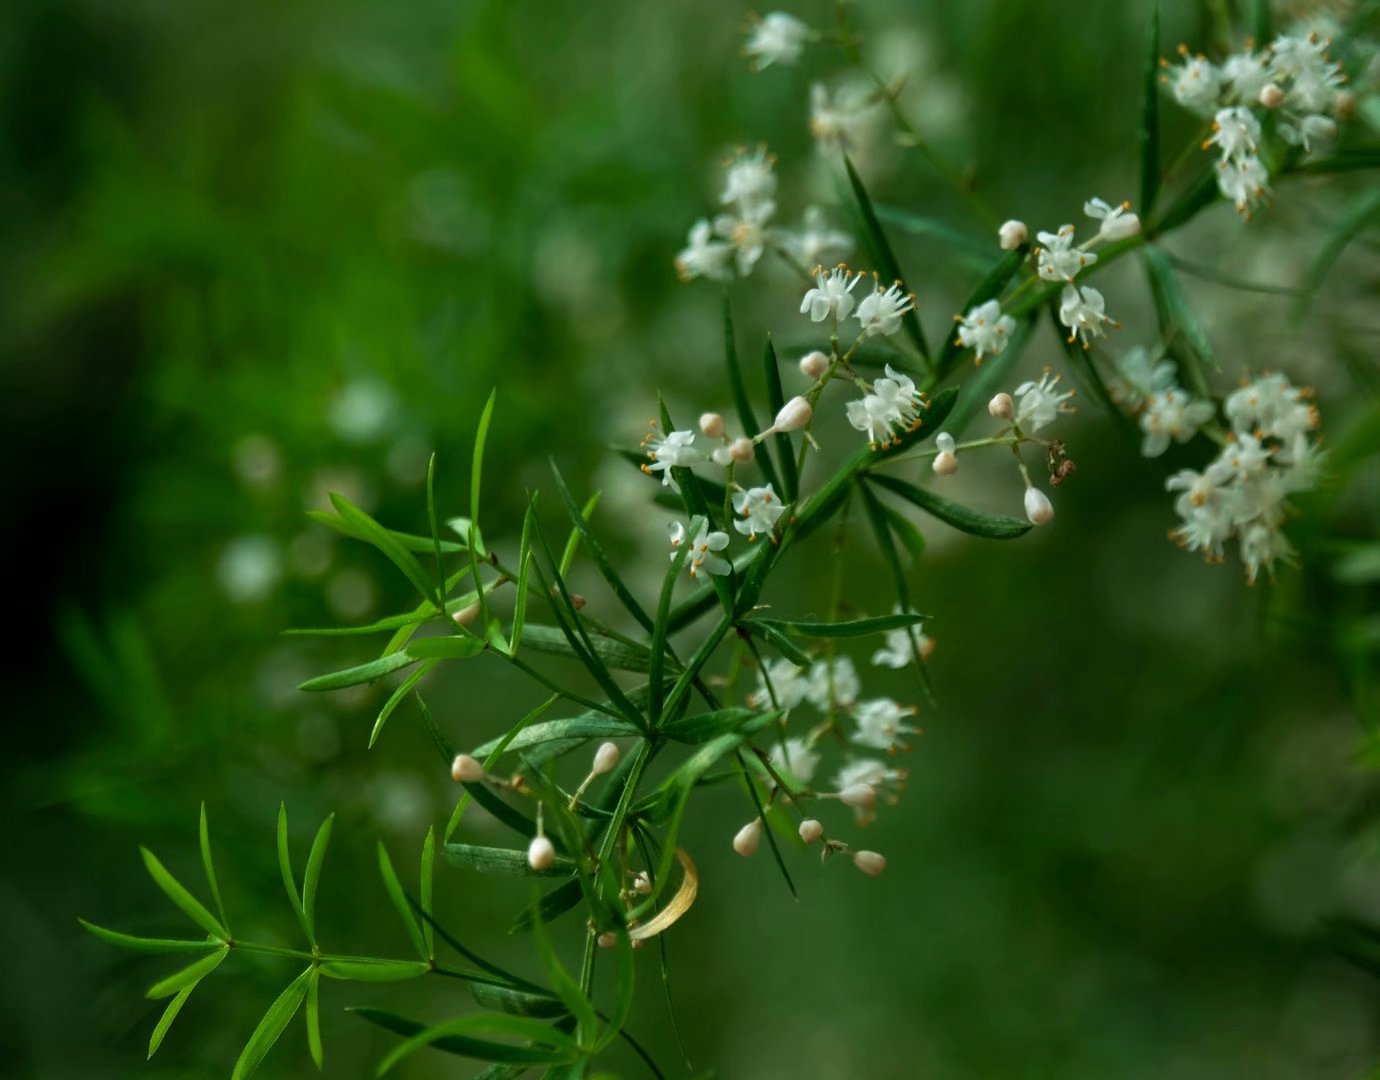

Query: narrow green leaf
[443,844,576,878]
[382,566,474,657]
[198,803,228,936]
[369,659,438,748]
[659,707,778,745]
[330,492,440,608]
[877,499,925,561]
[356,1008,578,1071]
[509,879,585,933]
[1143,245,1216,398]
[306,968,323,1070]
[737,751,795,899]
[762,336,799,501]
[426,452,449,614]
[140,848,227,940]
[306,510,467,553]
[1290,149,1380,175]
[470,715,641,758]
[302,813,334,942]
[420,827,435,960]
[146,947,228,999]
[511,500,536,654]
[230,967,312,1080]
[446,695,558,843]
[1149,168,1217,234]
[275,804,308,947]
[867,475,1032,539]
[148,983,195,1058]
[406,636,487,660]
[857,482,911,610]
[471,389,497,558]
[871,205,995,269]
[377,842,427,960]
[318,959,430,981]
[299,650,420,693]
[749,619,813,668]
[79,919,223,955]
[649,538,693,726]
[520,624,659,674]
[1139,5,1162,215]
[529,884,599,1043]
[936,247,1026,379]
[844,154,929,360]
[471,983,568,1018]
[1251,0,1272,43]
[753,613,930,638]
[1294,187,1380,321]
[722,291,781,494]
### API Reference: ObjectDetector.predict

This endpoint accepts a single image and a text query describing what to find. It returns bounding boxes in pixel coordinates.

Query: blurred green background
[3,0,1380,1076]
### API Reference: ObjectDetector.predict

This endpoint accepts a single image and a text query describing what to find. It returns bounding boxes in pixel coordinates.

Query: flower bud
[771,395,813,434]
[853,850,887,877]
[932,451,958,476]
[452,601,482,626]
[451,754,485,783]
[527,835,556,871]
[597,931,618,950]
[732,817,762,857]
[728,437,756,464]
[1100,212,1141,242]
[998,219,1028,251]
[1335,90,1356,120]
[632,871,652,895]
[711,446,733,466]
[1024,486,1055,526]
[988,392,1015,421]
[699,412,725,438]
[798,818,824,843]
[838,784,876,811]
[591,741,621,776]
[799,350,830,380]
[570,594,587,610]
[1259,82,1285,108]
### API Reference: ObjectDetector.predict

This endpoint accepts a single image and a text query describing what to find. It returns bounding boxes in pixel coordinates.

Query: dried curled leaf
[629,848,698,942]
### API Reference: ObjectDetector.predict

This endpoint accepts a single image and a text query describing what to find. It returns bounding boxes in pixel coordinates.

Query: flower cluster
[1167,33,1352,217]
[1165,372,1323,582]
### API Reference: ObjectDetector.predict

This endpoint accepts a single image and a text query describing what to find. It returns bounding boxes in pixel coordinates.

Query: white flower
[805,655,860,711]
[1270,33,1345,113]
[732,483,786,539]
[835,757,908,816]
[1238,519,1294,584]
[800,265,862,323]
[667,518,731,578]
[720,146,777,212]
[1221,51,1273,105]
[846,364,924,448]
[1167,467,1235,560]
[744,12,810,71]
[851,697,919,753]
[1057,284,1114,347]
[1170,53,1223,112]
[675,219,734,282]
[955,299,1016,361]
[770,737,820,784]
[1215,153,1270,216]
[1035,225,1095,282]
[855,281,916,338]
[1107,346,1177,410]
[783,206,853,267]
[1013,369,1076,433]
[640,427,701,488]
[712,199,775,277]
[1224,374,1318,440]
[1216,432,1273,482]
[809,80,875,153]
[870,614,933,669]
[1279,113,1337,154]
[749,658,810,709]
[1208,107,1262,161]
[1083,197,1141,241]
[1139,389,1216,457]
[1276,433,1326,493]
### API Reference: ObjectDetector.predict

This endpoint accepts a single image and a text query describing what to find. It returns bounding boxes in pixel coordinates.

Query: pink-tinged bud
[771,395,813,433]
[452,602,481,626]
[597,931,618,950]
[988,392,1015,421]
[699,412,725,438]
[798,818,824,843]
[570,594,587,610]
[728,437,756,464]
[1259,82,1285,108]
[527,835,556,871]
[591,741,621,776]
[853,850,887,876]
[932,451,958,476]
[839,784,876,811]
[998,219,1028,251]
[632,871,652,895]
[799,350,830,380]
[1024,486,1055,526]
[1335,90,1357,120]
[711,446,733,466]
[732,817,762,857]
[451,754,485,783]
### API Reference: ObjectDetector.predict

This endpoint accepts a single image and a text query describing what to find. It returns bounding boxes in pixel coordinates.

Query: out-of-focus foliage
[2,0,1379,1075]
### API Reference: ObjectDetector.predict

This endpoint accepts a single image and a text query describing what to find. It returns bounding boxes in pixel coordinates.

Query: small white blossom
[1035,225,1095,282]
[1167,465,1235,560]
[732,483,786,539]
[1224,374,1318,441]
[1107,346,1177,410]
[851,697,919,753]
[805,655,860,711]
[667,518,732,578]
[1279,113,1337,154]
[1215,153,1270,216]
[712,200,775,277]
[640,427,701,488]
[783,206,853,267]
[1140,389,1217,457]
[800,265,862,323]
[1221,51,1273,105]
[1013,369,1076,433]
[1270,33,1345,114]
[749,658,810,709]
[1170,52,1223,112]
[770,737,820,784]
[675,219,733,283]
[1208,106,1262,161]
[720,146,777,212]
[744,12,810,71]
[870,613,934,669]
[836,757,908,811]
[855,281,916,339]
[1083,197,1141,241]
[1057,284,1114,347]
[846,364,924,448]
[955,299,1016,361]
[809,80,875,153]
